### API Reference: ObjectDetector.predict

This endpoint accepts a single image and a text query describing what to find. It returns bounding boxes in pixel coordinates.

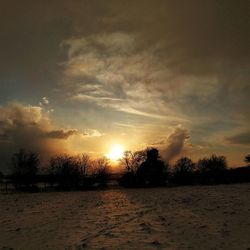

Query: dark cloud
[227,131,250,145]
[0,103,78,173]
[43,129,78,139]
[59,2,250,127]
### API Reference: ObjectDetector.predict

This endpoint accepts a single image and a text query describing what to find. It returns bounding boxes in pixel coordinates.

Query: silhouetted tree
[136,148,168,186]
[46,153,111,189]
[172,157,196,185]
[244,154,250,166]
[119,150,147,187]
[47,155,82,189]
[80,153,91,176]
[78,153,96,188]
[197,155,228,184]
[120,150,146,173]
[46,157,59,187]
[92,157,110,187]
[10,149,39,190]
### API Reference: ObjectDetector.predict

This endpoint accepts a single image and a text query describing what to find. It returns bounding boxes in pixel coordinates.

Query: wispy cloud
[226,131,250,145]
[62,33,191,121]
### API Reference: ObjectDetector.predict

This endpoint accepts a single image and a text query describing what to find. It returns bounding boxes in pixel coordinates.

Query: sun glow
[107,144,124,161]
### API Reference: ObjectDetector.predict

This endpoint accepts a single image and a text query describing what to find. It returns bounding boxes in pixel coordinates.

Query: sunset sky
[0,0,249,172]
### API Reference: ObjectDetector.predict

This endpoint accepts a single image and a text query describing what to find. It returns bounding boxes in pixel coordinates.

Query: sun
[107,144,124,161]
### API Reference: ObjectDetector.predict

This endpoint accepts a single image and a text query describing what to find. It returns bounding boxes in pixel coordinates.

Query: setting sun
[107,144,124,161]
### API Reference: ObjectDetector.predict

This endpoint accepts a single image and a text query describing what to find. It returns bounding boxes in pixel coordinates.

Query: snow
[1,184,250,249]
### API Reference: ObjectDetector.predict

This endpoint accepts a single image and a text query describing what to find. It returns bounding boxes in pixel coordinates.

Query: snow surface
[1,184,250,250]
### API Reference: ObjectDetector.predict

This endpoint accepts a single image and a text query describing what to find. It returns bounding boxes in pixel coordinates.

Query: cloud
[42,97,49,105]
[0,103,80,172]
[72,93,170,120]
[0,104,44,127]
[82,129,103,137]
[39,97,50,107]
[226,131,250,145]
[43,129,78,139]
[61,28,250,128]
[160,126,190,162]
[0,1,250,167]
[62,32,189,122]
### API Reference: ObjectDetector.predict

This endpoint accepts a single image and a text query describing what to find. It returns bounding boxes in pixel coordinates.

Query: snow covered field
[0,184,250,250]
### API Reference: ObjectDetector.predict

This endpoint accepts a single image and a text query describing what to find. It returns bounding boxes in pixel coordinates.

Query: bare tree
[47,155,82,189]
[120,150,146,173]
[80,153,91,176]
[92,157,110,186]
[10,149,39,189]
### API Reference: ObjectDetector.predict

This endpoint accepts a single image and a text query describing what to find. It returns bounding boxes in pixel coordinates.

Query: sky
[0,0,250,172]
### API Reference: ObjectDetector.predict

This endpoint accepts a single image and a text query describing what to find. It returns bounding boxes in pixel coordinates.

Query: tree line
[0,148,250,191]
[1,149,110,191]
[119,148,250,187]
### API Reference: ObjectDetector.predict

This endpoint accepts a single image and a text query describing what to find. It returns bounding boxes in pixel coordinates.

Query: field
[0,184,250,250]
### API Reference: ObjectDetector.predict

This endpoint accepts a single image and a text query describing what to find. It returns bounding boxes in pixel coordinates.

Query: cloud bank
[0,103,78,172]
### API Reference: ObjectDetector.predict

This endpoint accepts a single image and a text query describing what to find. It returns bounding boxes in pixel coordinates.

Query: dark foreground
[0,183,250,250]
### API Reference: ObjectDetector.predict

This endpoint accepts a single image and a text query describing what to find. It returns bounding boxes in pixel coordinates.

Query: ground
[0,184,250,250]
